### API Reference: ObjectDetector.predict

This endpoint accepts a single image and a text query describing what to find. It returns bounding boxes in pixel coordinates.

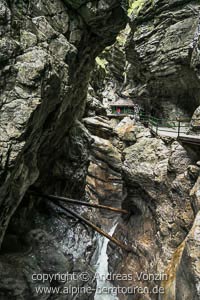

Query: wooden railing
[140,114,200,141]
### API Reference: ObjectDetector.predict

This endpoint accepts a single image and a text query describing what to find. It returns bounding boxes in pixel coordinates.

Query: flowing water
[94,223,119,300]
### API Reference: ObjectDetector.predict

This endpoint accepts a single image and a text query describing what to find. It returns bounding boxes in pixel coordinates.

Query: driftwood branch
[29,190,132,252]
[29,191,129,214]
[52,200,133,252]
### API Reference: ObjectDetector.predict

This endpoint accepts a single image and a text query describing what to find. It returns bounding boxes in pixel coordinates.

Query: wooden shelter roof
[110,99,134,107]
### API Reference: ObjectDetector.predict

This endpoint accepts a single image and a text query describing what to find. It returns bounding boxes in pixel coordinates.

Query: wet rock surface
[0,1,200,300]
[175,211,200,300]
[107,127,198,300]
[84,113,200,300]
[0,0,127,299]
[85,113,199,300]
[0,0,127,243]
[160,210,200,300]
[126,0,200,117]
[84,116,124,219]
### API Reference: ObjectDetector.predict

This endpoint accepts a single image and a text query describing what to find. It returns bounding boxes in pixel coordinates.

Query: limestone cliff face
[93,0,200,118]
[1,1,200,299]
[0,1,127,299]
[83,113,200,300]
[87,25,130,114]
[0,0,127,244]
[84,116,125,218]
[126,0,200,118]
[88,0,200,119]
[108,131,198,300]
[161,211,200,300]
[109,3,200,297]
[162,171,200,300]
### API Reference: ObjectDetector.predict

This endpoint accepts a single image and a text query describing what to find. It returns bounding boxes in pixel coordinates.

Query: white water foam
[94,223,119,300]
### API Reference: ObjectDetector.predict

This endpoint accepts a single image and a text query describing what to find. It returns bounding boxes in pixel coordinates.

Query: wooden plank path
[107,112,200,144]
[142,116,200,145]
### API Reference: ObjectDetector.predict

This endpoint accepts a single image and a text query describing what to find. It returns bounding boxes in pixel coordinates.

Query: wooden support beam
[51,199,133,253]
[29,191,129,215]
[28,190,132,252]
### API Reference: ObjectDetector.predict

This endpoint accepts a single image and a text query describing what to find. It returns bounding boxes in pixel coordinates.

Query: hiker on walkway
[116,107,121,114]
[134,104,140,121]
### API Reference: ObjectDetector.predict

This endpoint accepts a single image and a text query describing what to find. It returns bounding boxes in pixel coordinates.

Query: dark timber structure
[108,99,134,117]
[29,191,133,252]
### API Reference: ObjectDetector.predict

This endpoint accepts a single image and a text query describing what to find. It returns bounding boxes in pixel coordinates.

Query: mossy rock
[128,0,154,16]
[95,57,108,70]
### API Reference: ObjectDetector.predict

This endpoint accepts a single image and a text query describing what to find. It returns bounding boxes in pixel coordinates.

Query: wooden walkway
[107,112,200,144]
[141,116,200,145]
[107,113,134,119]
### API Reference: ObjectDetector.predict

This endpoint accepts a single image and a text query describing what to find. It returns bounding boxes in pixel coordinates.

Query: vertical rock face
[88,25,131,114]
[0,1,128,298]
[0,0,127,239]
[83,1,200,299]
[1,1,200,299]
[84,116,124,217]
[176,211,200,300]
[84,116,142,218]
[161,211,200,300]
[86,2,200,299]
[125,0,200,117]
[83,112,200,300]
[107,132,199,300]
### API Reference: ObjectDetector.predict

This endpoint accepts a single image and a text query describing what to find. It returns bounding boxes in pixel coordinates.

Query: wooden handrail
[140,114,200,123]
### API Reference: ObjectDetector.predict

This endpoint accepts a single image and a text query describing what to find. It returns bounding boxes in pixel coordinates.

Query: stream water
[94,223,119,300]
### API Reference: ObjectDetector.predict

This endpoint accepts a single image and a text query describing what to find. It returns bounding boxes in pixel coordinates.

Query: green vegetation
[128,0,154,16]
[116,25,131,46]
[95,57,108,70]
[116,32,126,46]
[128,0,146,16]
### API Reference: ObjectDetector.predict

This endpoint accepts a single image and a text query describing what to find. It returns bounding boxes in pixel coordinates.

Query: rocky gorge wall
[0,0,128,299]
[84,113,200,300]
[91,0,200,120]
[108,126,200,300]
[83,1,200,298]
[0,0,200,299]
[126,0,200,119]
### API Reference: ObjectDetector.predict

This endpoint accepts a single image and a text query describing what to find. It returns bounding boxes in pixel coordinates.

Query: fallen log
[29,191,129,214]
[53,200,133,253]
